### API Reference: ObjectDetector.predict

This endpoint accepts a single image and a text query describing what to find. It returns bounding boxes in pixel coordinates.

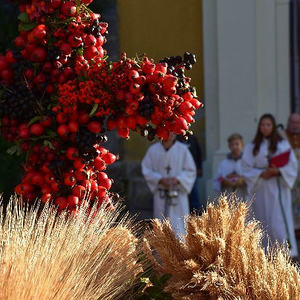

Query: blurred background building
[0,0,296,218]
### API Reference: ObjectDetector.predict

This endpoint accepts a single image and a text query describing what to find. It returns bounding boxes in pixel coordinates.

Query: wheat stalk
[0,195,141,300]
[144,195,300,300]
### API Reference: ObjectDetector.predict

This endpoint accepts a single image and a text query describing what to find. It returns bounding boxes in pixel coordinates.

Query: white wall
[202,0,291,199]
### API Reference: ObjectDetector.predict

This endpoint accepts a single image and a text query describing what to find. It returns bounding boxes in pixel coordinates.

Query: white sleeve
[213,161,224,192]
[279,145,298,189]
[176,147,196,194]
[141,147,163,193]
[241,144,263,193]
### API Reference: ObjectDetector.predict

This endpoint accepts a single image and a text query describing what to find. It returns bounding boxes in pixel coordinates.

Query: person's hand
[222,179,235,188]
[260,168,280,179]
[269,167,280,177]
[226,172,237,179]
[159,178,170,188]
[169,177,179,186]
[260,170,272,179]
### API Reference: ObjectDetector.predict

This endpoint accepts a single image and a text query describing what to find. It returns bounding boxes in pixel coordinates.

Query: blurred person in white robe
[241,114,298,257]
[142,132,196,236]
[285,114,300,232]
[213,133,247,200]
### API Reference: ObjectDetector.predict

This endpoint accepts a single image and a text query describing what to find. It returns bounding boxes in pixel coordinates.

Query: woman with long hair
[241,113,298,257]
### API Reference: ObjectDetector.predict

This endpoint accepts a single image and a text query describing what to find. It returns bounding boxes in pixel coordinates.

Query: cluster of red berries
[0,0,202,213]
[58,54,203,140]
[0,0,107,92]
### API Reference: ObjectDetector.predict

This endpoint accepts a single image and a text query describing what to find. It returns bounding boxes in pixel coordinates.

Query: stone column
[202,0,291,198]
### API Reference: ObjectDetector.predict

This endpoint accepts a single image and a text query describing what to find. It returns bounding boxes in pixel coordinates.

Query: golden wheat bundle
[143,195,300,300]
[0,196,141,300]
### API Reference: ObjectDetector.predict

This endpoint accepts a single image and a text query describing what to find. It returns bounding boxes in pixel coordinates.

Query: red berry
[41,193,52,203]
[42,62,53,73]
[100,178,112,190]
[0,58,7,70]
[97,172,108,182]
[73,158,85,169]
[107,118,117,130]
[72,185,86,198]
[57,124,69,137]
[93,157,106,171]
[117,127,130,139]
[84,35,97,47]
[14,36,25,47]
[97,187,107,198]
[75,170,87,181]
[30,124,44,136]
[66,147,78,160]
[78,112,90,124]
[1,69,13,81]
[128,70,139,80]
[20,183,34,194]
[64,174,76,186]
[60,43,72,55]
[56,112,68,124]
[102,152,117,165]
[68,35,82,48]
[32,173,44,186]
[55,197,68,210]
[61,1,77,17]
[40,116,52,127]
[41,185,51,194]
[68,121,79,133]
[5,51,16,64]
[84,46,98,59]
[50,0,61,8]
[156,127,169,141]
[19,128,30,139]
[51,181,60,192]
[31,48,47,63]
[33,24,47,41]
[67,195,79,207]
[87,121,101,134]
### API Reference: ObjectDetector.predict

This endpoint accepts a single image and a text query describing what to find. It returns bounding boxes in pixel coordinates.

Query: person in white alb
[142,132,196,236]
[213,133,247,199]
[241,113,298,257]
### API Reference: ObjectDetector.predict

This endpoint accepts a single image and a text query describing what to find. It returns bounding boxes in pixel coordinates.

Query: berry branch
[0,0,202,214]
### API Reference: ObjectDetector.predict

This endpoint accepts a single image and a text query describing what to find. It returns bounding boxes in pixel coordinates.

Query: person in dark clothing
[177,134,203,212]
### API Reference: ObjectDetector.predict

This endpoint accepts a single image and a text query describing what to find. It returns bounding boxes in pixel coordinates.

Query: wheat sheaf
[0,196,141,300]
[144,196,300,300]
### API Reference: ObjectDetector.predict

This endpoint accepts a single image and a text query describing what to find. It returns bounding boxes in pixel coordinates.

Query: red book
[269,150,291,168]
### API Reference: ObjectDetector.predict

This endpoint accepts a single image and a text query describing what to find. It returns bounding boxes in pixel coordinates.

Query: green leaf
[18,12,30,24]
[89,103,98,117]
[77,47,84,56]
[43,140,54,150]
[18,22,37,32]
[28,116,41,127]
[45,129,57,138]
[7,145,17,155]
[140,277,150,284]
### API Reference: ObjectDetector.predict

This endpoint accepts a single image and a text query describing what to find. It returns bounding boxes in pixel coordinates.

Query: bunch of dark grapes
[0,83,37,121]
[75,127,107,162]
[160,52,196,73]
[47,46,61,61]
[138,93,154,119]
[183,52,196,70]
[84,18,107,37]
[160,52,197,95]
